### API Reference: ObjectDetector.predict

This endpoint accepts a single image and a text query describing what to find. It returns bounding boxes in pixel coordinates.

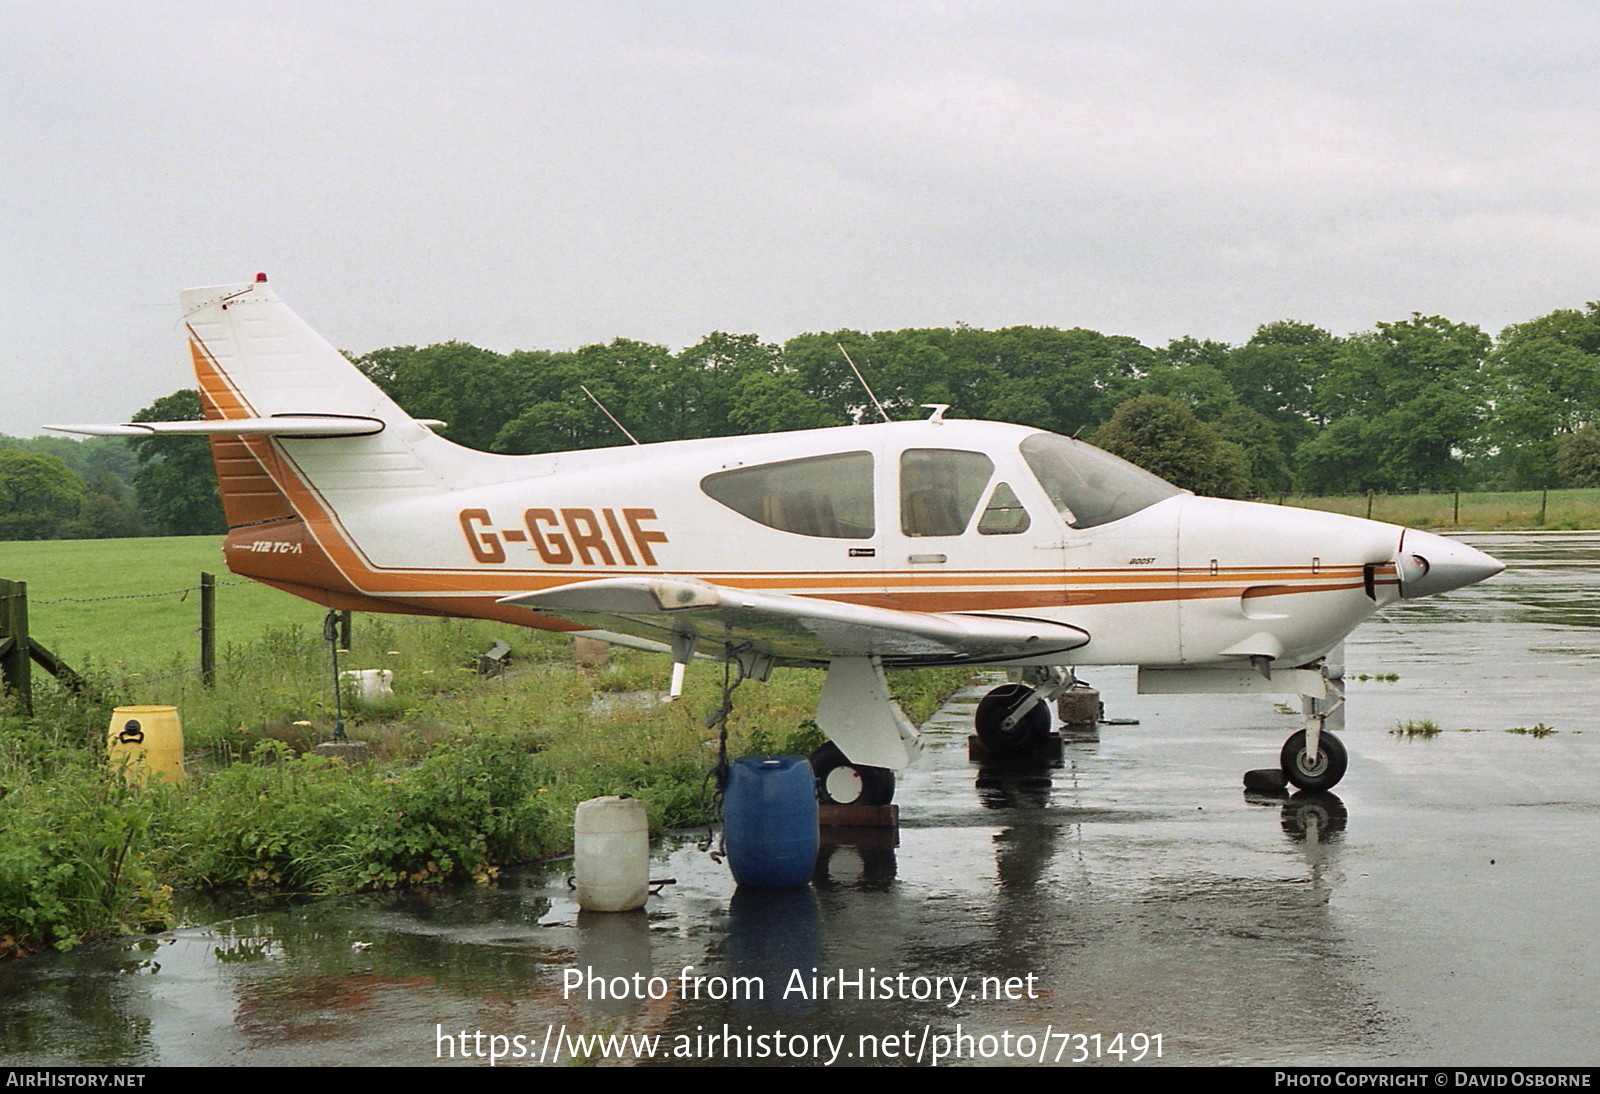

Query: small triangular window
[977,482,1031,535]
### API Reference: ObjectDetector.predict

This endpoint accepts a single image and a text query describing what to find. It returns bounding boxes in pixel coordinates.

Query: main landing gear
[973,667,1075,756]
[809,742,896,806]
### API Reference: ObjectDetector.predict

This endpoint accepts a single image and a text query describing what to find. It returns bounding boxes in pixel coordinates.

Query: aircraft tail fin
[177,274,459,530]
[181,275,408,426]
[60,275,521,618]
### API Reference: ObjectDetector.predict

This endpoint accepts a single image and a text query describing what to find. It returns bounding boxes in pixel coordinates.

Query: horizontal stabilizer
[45,415,414,438]
[500,576,1091,668]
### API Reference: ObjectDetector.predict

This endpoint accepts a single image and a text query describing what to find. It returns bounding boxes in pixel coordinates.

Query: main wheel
[974,683,1052,754]
[1280,729,1348,791]
[809,742,896,806]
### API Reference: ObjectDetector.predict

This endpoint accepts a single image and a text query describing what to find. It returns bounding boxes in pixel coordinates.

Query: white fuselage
[241,417,1407,671]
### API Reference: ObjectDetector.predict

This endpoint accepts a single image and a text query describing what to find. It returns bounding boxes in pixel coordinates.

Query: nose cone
[1397,529,1504,599]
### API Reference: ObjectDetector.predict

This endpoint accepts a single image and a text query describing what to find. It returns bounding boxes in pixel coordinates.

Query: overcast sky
[6,1,1600,435]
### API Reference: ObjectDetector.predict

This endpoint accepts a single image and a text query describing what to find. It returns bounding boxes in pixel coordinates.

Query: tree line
[9,300,1600,540]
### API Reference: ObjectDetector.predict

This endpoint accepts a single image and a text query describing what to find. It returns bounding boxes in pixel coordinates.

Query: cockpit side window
[1020,432,1182,529]
[701,451,875,538]
[976,482,1031,535]
[900,449,995,537]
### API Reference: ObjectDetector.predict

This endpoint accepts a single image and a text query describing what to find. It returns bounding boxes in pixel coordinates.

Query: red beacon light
[255,272,268,282]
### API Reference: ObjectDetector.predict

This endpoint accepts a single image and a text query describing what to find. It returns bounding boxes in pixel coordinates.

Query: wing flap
[499,576,1090,667]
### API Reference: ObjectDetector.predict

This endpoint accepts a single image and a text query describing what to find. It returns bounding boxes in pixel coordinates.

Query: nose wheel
[1279,645,1348,791]
[1280,728,1348,791]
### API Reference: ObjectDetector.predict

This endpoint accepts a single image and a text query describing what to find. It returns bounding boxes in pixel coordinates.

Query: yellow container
[107,705,185,784]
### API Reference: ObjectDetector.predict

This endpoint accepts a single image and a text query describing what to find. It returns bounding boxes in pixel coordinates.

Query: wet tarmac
[3,531,1598,1067]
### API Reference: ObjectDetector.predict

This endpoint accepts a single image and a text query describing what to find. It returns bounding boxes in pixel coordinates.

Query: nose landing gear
[1281,646,1348,791]
[1280,727,1348,791]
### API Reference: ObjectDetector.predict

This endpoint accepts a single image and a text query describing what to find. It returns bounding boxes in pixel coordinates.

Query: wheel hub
[1296,748,1329,778]
[824,765,863,804]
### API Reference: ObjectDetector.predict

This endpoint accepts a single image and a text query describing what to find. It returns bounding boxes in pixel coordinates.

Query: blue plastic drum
[723,756,819,888]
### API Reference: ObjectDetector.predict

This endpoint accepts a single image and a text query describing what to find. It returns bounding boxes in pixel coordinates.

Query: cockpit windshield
[1019,432,1183,529]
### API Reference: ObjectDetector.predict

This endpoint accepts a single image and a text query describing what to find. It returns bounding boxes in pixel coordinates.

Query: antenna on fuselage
[580,385,641,446]
[837,342,892,423]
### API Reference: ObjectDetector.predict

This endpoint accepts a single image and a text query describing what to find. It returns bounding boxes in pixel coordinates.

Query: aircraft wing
[498,576,1090,667]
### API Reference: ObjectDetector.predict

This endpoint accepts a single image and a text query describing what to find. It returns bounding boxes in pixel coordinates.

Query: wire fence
[0,574,352,715]
[25,579,253,606]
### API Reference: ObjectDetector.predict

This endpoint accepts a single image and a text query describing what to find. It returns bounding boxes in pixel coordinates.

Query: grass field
[0,536,322,670]
[1286,487,1600,531]
[0,535,967,730]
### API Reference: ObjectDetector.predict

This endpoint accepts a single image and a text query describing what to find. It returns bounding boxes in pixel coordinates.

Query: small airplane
[52,275,1503,804]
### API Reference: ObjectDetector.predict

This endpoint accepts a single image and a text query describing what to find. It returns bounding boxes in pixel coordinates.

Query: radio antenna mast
[580,385,641,445]
[837,342,892,423]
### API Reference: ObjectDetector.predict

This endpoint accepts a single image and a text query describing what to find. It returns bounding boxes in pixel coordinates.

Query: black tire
[809,742,895,806]
[1280,729,1348,791]
[974,683,1052,754]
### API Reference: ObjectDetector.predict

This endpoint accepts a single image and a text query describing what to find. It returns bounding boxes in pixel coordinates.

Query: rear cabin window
[900,449,995,537]
[701,451,875,538]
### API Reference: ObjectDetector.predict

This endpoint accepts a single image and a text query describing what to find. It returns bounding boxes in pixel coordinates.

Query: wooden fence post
[0,579,33,714]
[200,572,216,688]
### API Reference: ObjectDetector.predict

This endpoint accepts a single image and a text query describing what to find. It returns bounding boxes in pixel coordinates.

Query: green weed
[0,729,176,954]
[1391,719,1442,737]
